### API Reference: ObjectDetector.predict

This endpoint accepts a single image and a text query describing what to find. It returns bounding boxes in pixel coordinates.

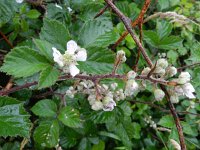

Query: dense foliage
[0,0,200,149]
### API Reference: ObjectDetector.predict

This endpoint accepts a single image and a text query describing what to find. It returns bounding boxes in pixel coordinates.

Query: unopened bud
[157,58,168,69]
[177,72,190,84]
[170,93,179,103]
[154,89,165,101]
[125,79,139,96]
[117,50,126,62]
[127,70,137,80]
[91,101,103,111]
[167,66,177,77]
[141,67,151,75]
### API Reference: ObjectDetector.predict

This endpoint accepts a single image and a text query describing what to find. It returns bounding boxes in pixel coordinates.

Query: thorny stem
[105,0,153,67]
[0,74,172,96]
[112,0,151,50]
[104,0,186,149]
[160,85,187,150]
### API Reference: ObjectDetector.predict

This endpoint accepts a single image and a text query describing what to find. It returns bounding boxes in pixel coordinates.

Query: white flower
[154,89,165,101]
[157,58,168,69]
[181,83,195,99]
[117,50,126,62]
[127,71,137,80]
[52,40,87,77]
[55,3,63,9]
[67,7,73,13]
[167,66,177,77]
[141,67,151,75]
[102,95,116,111]
[91,101,103,111]
[65,86,75,98]
[154,67,166,76]
[16,0,23,3]
[170,139,181,150]
[177,72,191,84]
[125,79,139,96]
[175,83,195,99]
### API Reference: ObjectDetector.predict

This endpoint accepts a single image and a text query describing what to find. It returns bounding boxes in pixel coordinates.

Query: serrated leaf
[0,0,18,26]
[34,39,54,61]
[144,31,182,50]
[88,30,120,48]
[181,122,198,136]
[31,99,57,117]
[157,20,172,39]
[92,140,105,150]
[38,66,60,89]
[0,97,31,137]
[40,19,70,52]
[78,20,113,47]
[58,106,82,128]
[0,96,20,107]
[33,120,59,148]
[60,127,80,149]
[0,46,50,78]
[158,115,174,128]
[26,9,41,19]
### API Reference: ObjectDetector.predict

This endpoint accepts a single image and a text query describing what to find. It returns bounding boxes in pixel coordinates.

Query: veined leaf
[58,106,82,128]
[33,120,59,148]
[0,97,31,137]
[38,66,60,89]
[0,46,50,78]
[31,99,57,117]
[40,19,70,52]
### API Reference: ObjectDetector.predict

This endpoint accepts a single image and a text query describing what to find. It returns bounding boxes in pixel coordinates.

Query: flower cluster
[65,79,125,111]
[144,116,157,129]
[141,58,195,103]
[52,40,87,77]
[168,71,196,103]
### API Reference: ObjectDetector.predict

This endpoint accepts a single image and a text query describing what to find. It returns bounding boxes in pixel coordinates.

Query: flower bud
[91,101,103,111]
[167,66,177,77]
[127,71,137,80]
[66,86,75,98]
[157,58,168,69]
[154,89,165,101]
[117,50,126,63]
[177,72,190,84]
[154,67,166,76]
[170,139,181,150]
[102,95,116,111]
[125,79,139,96]
[141,67,151,75]
[110,83,118,91]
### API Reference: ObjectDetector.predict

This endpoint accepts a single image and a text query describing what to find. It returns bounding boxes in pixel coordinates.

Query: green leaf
[157,20,172,39]
[181,122,198,136]
[158,115,174,128]
[31,99,57,117]
[88,30,120,48]
[33,120,59,148]
[0,46,50,78]
[58,106,82,128]
[78,20,113,47]
[38,66,60,89]
[92,140,105,150]
[33,39,54,61]
[40,19,70,52]
[78,138,91,150]
[0,97,31,137]
[144,31,182,50]
[0,0,17,26]
[26,9,41,19]
[60,127,80,149]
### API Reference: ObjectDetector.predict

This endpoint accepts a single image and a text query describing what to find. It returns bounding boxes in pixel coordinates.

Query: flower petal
[185,91,196,99]
[75,48,87,61]
[52,47,64,67]
[66,40,78,54]
[69,64,80,77]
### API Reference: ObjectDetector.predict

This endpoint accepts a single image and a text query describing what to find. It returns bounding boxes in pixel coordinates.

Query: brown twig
[160,85,186,150]
[0,31,13,48]
[94,5,109,19]
[112,0,151,50]
[177,62,200,72]
[0,74,172,96]
[105,0,153,67]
